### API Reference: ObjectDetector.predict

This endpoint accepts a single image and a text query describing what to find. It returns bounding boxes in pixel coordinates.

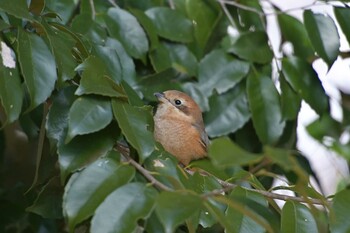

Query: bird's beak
[154,92,166,102]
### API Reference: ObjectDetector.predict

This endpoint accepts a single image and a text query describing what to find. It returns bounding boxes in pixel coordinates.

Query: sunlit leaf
[334,7,350,45]
[0,0,35,21]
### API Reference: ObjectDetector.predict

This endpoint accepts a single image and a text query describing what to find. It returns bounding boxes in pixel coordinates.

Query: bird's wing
[192,123,210,151]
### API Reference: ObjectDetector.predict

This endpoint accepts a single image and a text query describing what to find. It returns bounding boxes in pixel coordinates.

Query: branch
[89,0,96,20]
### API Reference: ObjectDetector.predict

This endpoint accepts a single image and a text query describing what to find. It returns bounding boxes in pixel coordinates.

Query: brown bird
[153,90,209,166]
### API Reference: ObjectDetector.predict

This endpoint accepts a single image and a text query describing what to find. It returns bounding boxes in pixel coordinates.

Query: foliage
[0,0,350,232]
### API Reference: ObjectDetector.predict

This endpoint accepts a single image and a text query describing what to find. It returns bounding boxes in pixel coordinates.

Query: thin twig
[89,0,96,20]
[219,0,237,28]
[168,0,175,9]
[108,0,118,8]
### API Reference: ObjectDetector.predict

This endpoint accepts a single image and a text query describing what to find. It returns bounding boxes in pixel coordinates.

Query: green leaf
[235,0,265,31]
[186,0,221,56]
[91,183,158,233]
[280,75,301,120]
[334,7,350,45]
[17,29,57,111]
[0,0,35,21]
[205,84,251,137]
[208,137,262,167]
[42,21,77,84]
[58,128,116,181]
[277,14,314,59]
[281,201,318,233]
[304,10,340,67]
[29,0,45,15]
[75,56,127,98]
[198,49,250,96]
[182,83,209,112]
[145,7,194,43]
[282,56,328,114]
[230,31,273,64]
[0,41,23,126]
[112,100,155,162]
[156,191,202,233]
[247,72,285,144]
[64,152,135,231]
[105,7,148,59]
[66,97,113,143]
[45,0,77,24]
[330,189,350,233]
[71,13,107,44]
[306,114,342,141]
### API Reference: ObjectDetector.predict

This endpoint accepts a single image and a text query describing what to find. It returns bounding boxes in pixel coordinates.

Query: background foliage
[0,0,350,232]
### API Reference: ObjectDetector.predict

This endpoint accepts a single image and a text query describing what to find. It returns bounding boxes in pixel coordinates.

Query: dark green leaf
[156,191,202,233]
[208,137,262,167]
[230,31,273,64]
[306,114,342,141]
[17,29,57,111]
[0,0,35,21]
[64,152,135,231]
[29,0,45,15]
[0,41,23,126]
[282,56,328,114]
[236,0,265,31]
[91,183,158,233]
[304,10,340,67]
[105,7,148,59]
[280,75,301,120]
[145,7,194,43]
[278,14,314,59]
[205,84,251,137]
[58,128,116,181]
[330,189,350,233]
[45,0,77,24]
[281,201,318,233]
[66,97,113,143]
[334,7,350,45]
[112,100,155,162]
[71,13,107,44]
[247,72,285,144]
[182,83,209,112]
[198,49,250,96]
[75,56,127,98]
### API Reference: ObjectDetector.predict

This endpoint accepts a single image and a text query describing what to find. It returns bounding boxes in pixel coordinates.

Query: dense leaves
[0,1,349,233]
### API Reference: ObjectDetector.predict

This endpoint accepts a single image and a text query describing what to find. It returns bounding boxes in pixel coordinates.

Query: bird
[153,90,209,166]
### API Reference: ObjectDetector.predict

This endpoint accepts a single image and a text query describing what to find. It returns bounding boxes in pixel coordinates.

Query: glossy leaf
[105,7,148,59]
[304,10,340,67]
[182,83,209,112]
[75,56,127,98]
[306,114,342,141]
[0,41,23,126]
[330,189,350,233]
[334,7,350,45]
[0,0,34,21]
[17,29,57,111]
[145,7,194,43]
[280,75,301,120]
[281,201,317,233]
[247,72,285,144]
[64,153,135,231]
[58,128,116,181]
[66,97,113,143]
[112,100,155,162]
[198,49,250,97]
[278,14,314,59]
[208,137,262,167]
[45,0,77,24]
[205,84,251,137]
[230,31,273,64]
[91,183,158,233]
[71,13,107,44]
[156,191,202,233]
[282,56,328,114]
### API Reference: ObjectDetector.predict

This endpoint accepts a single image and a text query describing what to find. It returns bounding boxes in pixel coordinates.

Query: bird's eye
[174,99,182,105]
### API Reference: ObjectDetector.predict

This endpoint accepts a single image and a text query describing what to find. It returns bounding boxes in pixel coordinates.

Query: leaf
[247,72,285,144]
[58,128,116,181]
[198,49,250,96]
[277,14,314,59]
[156,191,202,233]
[208,137,262,167]
[205,84,251,137]
[45,0,77,24]
[75,56,127,98]
[0,41,23,126]
[29,0,45,15]
[304,10,340,67]
[145,7,194,43]
[105,7,148,59]
[306,114,342,141]
[17,29,57,111]
[71,13,107,44]
[64,152,135,231]
[334,7,350,45]
[112,100,155,162]
[282,56,328,114]
[330,189,350,233]
[182,83,209,112]
[229,31,273,64]
[91,183,158,233]
[281,201,318,233]
[66,97,113,143]
[0,0,35,21]
[280,75,301,120]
